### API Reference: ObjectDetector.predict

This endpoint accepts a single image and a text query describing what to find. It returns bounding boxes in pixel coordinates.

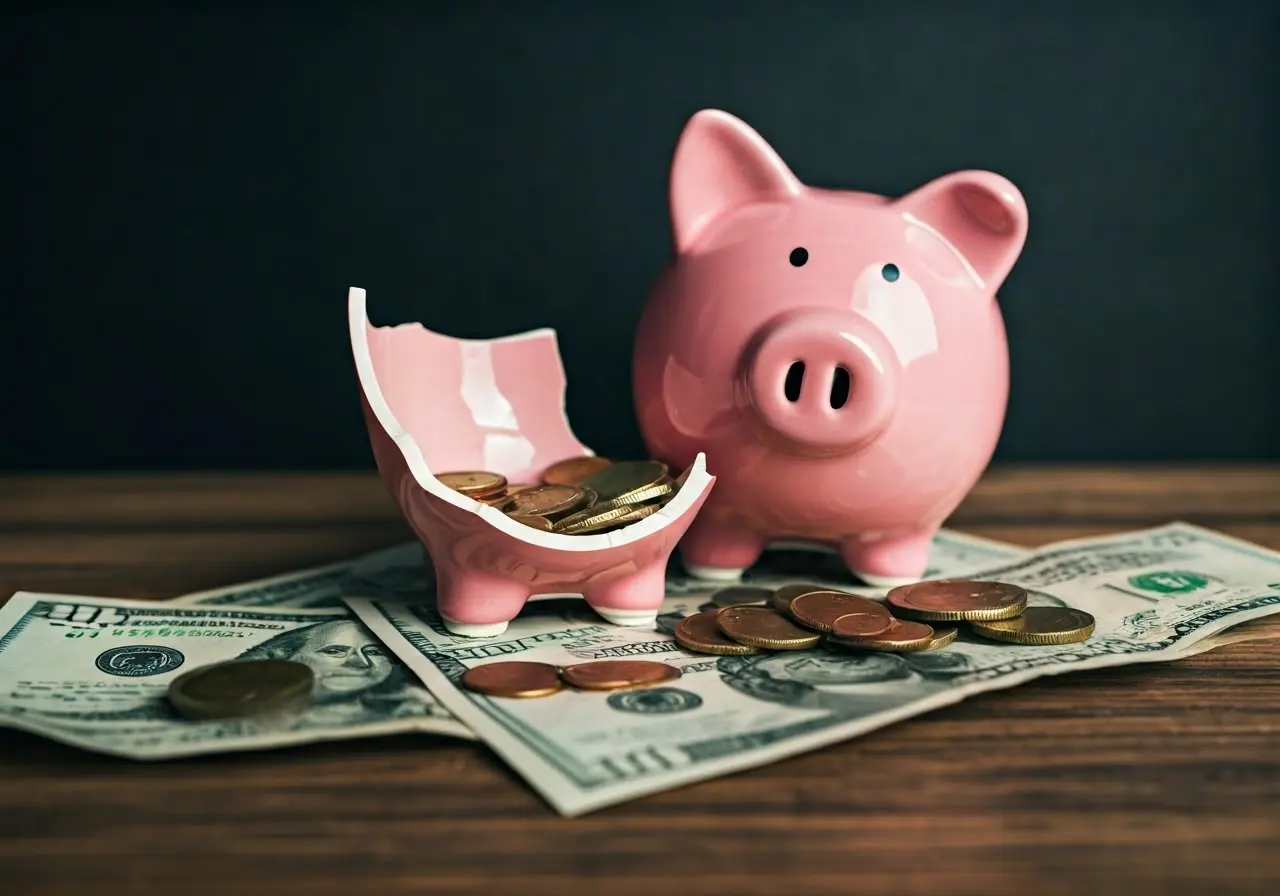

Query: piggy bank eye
[881,263,900,282]
[789,247,809,267]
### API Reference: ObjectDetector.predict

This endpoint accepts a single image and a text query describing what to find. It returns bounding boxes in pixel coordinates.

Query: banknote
[347,522,1280,816]
[173,529,1027,612]
[174,542,431,609]
[0,592,473,759]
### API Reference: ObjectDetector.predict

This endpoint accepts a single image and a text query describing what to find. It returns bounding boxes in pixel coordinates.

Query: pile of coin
[675,579,1097,657]
[460,659,681,699]
[437,456,684,535]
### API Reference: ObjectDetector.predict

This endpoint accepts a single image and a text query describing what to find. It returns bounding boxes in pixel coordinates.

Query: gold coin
[829,619,936,653]
[560,660,681,691]
[887,580,1028,622]
[969,607,1096,645]
[461,661,563,698]
[922,626,959,650]
[674,610,761,655]
[715,606,822,650]
[790,591,893,633]
[479,490,511,506]
[828,611,895,639]
[167,659,314,721]
[581,460,670,504]
[501,484,588,518]
[554,500,659,534]
[542,456,613,486]
[709,585,772,608]
[438,470,507,497]
[508,514,553,531]
[603,479,673,508]
[769,583,827,615]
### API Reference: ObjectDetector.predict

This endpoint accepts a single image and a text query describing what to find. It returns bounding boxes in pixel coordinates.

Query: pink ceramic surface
[633,110,1028,586]
[349,288,715,637]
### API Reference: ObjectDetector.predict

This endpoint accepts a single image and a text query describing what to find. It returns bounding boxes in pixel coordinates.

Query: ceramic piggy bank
[349,288,715,637]
[633,110,1028,586]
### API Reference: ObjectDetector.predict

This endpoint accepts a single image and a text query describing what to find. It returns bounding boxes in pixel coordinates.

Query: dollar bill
[0,592,474,759]
[346,522,1280,816]
[173,542,431,609]
[172,529,1026,612]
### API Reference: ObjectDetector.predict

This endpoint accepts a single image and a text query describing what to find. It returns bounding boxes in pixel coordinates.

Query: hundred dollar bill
[173,529,1026,612]
[664,528,1029,596]
[173,542,432,609]
[0,592,473,759]
[346,522,1280,816]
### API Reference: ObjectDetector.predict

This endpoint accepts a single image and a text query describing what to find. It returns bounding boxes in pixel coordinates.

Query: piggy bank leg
[583,561,668,628]
[678,517,766,582]
[839,530,934,588]
[434,567,531,638]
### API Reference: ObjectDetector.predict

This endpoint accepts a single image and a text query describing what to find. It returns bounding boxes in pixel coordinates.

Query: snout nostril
[829,366,851,410]
[783,362,805,403]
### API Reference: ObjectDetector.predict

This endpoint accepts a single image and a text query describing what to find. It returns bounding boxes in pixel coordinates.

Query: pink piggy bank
[633,110,1029,586]
[349,288,715,637]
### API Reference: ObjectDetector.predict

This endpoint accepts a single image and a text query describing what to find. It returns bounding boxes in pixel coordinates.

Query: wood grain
[0,466,1277,895]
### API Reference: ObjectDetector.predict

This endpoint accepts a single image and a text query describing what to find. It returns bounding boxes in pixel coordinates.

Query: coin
[887,580,1028,622]
[553,501,659,534]
[581,460,670,504]
[674,610,762,655]
[508,514,553,531]
[716,606,822,650]
[921,626,959,649]
[828,611,895,639]
[829,619,937,653]
[542,456,613,486]
[438,470,508,497]
[969,607,1096,645]
[560,660,681,691]
[709,585,772,608]
[461,661,563,698]
[167,659,314,721]
[501,484,588,518]
[790,591,894,633]
[769,583,826,615]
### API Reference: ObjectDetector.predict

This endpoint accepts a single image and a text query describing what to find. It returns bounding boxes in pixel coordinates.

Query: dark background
[7,1,1278,471]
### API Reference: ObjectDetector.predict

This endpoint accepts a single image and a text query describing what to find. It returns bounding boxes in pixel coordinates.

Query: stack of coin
[460,659,682,699]
[438,455,686,535]
[673,579,1097,657]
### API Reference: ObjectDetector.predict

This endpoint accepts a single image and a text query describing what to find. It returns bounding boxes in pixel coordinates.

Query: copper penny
[674,610,761,655]
[716,606,821,650]
[790,591,893,633]
[829,619,937,653]
[501,484,587,518]
[559,660,681,691]
[769,583,827,615]
[709,585,772,608]
[541,456,613,487]
[887,579,1028,622]
[829,611,895,639]
[438,470,508,497]
[922,626,960,650]
[460,661,563,698]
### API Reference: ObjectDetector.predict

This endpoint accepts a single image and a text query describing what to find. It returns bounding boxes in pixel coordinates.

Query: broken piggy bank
[349,288,714,637]
[632,110,1029,586]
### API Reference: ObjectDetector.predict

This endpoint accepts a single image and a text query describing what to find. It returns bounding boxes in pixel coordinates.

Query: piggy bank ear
[669,110,803,254]
[895,171,1029,291]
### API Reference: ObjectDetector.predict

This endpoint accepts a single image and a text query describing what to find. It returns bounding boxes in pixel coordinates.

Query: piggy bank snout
[740,310,900,455]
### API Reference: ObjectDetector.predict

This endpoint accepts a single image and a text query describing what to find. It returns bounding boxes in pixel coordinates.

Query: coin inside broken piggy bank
[347,287,715,638]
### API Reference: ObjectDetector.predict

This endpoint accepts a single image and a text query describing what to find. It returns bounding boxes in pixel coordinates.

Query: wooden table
[1,466,1278,894]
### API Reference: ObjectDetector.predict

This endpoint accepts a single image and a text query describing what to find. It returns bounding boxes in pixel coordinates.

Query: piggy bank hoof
[683,563,746,583]
[591,607,659,628]
[441,618,510,638]
[854,573,921,589]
